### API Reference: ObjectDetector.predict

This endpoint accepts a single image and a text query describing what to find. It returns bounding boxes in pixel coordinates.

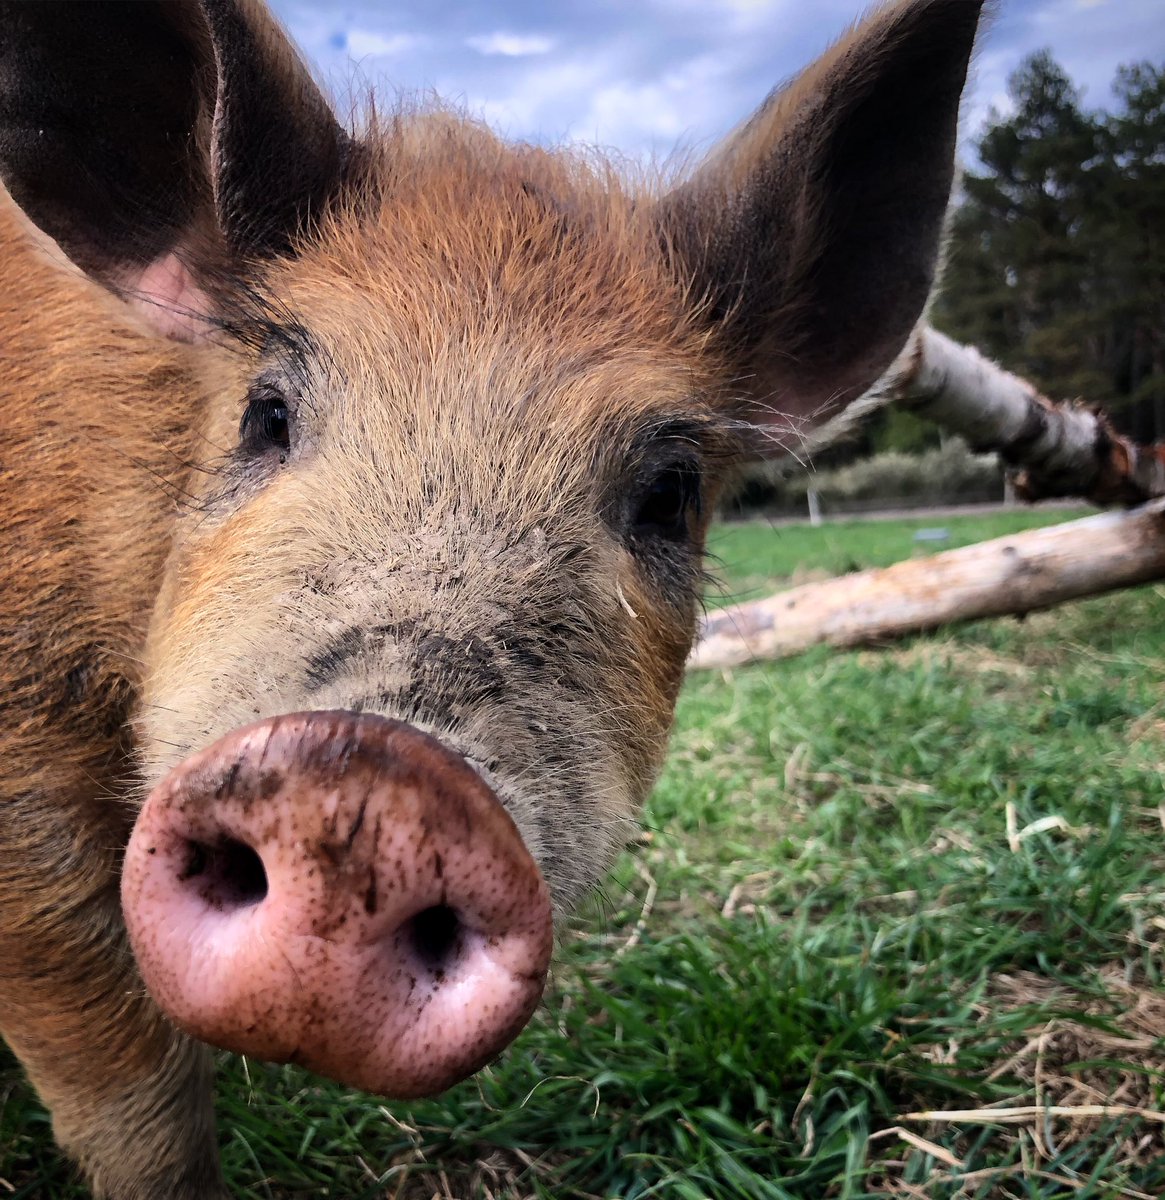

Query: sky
[269,0,1164,166]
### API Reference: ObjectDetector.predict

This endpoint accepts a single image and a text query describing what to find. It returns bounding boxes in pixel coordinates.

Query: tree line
[929,51,1165,447]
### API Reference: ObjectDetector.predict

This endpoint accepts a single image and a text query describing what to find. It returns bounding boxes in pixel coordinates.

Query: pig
[0,0,985,1195]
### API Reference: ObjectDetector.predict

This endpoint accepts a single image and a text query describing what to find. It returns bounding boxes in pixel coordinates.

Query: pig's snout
[121,712,553,1098]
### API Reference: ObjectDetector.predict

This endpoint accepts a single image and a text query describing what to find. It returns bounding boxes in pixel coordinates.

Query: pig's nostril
[178,837,268,910]
[405,905,463,975]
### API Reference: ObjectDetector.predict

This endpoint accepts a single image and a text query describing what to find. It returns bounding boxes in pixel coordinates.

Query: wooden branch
[690,500,1165,671]
[885,326,1165,506]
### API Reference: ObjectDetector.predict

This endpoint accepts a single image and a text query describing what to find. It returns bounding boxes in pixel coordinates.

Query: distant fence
[721,486,1007,522]
[719,440,1007,521]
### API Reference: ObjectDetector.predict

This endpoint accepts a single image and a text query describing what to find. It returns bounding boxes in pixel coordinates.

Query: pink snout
[121,712,553,1097]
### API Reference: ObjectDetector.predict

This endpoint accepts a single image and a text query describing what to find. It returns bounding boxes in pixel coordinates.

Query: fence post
[807,488,822,526]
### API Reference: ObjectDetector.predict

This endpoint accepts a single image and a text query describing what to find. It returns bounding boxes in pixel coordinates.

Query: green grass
[705,507,1081,607]
[4,508,1163,1198]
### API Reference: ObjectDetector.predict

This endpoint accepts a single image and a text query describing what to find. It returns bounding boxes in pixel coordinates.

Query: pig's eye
[632,463,701,543]
[240,388,291,456]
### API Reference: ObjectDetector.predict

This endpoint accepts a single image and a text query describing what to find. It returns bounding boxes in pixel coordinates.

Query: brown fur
[0,1,983,1195]
[0,200,229,1194]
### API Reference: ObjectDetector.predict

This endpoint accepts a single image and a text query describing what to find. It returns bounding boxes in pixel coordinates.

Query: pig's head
[0,0,983,1096]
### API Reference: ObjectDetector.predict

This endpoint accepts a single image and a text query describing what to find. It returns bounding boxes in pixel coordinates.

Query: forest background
[730,52,1165,516]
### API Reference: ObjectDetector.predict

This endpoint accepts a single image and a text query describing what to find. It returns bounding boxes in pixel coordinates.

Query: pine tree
[932,52,1165,442]
[1103,63,1165,441]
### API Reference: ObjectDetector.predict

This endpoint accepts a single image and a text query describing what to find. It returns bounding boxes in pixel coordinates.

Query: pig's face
[0,0,982,1120]
[140,142,727,910]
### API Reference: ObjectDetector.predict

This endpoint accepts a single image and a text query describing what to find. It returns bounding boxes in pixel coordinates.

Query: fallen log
[886,326,1165,507]
[690,500,1165,671]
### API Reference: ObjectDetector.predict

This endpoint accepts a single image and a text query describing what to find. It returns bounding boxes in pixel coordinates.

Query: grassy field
[3,508,1163,1199]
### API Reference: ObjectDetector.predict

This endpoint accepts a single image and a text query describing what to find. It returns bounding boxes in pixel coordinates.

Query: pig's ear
[200,0,352,257]
[659,0,986,446]
[0,0,349,340]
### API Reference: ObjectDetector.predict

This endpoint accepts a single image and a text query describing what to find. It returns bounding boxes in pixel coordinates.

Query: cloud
[271,0,1162,162]
[465,33,555,58]
[578,54,734,152]
[462,57,611,140]
[343,30,420,59]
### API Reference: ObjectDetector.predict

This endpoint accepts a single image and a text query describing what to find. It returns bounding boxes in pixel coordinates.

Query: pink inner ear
[119,253,214,343]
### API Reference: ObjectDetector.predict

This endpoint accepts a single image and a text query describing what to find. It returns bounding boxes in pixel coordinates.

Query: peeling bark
[887,326,1165,506]
[690,500,1165,671]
